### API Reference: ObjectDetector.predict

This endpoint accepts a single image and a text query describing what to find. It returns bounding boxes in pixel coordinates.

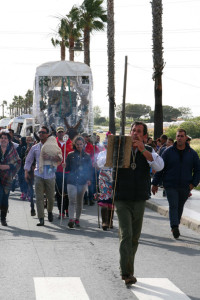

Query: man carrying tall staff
[114,121,164,286]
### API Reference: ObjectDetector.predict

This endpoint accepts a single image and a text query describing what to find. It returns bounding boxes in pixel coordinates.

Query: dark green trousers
[115,200,146,277]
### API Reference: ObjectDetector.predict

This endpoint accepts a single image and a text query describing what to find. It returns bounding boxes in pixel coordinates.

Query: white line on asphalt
[131,278,191,300]
[34,277,89,300]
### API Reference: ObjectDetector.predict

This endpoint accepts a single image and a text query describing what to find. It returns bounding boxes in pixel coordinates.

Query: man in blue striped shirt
[24,126,62,226]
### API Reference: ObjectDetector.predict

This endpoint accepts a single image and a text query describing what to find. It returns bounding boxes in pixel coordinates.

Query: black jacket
[66,149,92,185]
[152,142,200,189]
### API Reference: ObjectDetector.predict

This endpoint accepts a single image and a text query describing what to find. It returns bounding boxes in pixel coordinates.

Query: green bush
[94,117,107,125]
[180,121,200,138]
[165,121,200,139]
[164,125,178,139]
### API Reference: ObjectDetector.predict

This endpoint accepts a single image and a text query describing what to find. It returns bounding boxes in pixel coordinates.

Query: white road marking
[34,277,89,300]
[131,278,191,300]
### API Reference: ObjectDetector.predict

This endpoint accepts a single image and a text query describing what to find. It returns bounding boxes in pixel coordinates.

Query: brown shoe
[122,275,137,285]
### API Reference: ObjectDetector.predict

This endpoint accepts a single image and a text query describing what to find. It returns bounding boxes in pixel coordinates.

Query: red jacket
[56,137,73,173]
[85,142,100,165]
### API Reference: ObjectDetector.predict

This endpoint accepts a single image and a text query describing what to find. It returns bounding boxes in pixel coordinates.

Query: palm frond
[91,20,105,31]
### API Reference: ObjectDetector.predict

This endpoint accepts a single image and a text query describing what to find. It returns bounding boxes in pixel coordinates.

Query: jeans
[18,168,28,194]
[88,168,99,201]
[165,187,190,228]
[67,184,87,220]
[27,182,34,210]
[0,184,9,211]
[115,200,146,277]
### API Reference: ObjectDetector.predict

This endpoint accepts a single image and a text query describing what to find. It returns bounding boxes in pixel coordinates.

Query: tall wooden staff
[108,55,129,228]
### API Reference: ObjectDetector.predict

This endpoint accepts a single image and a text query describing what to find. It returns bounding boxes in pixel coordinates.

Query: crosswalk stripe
[34,277,89,300]
[131,278,191,300]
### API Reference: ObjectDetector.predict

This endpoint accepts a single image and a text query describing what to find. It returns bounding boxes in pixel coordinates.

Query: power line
[128,63,200,89]
[0,46,56,51]
[1,45,200,53]
[163,75,200,89]
[1,61,200,70]
[0,30,49,35]
[1,26,200,36]
[164,0,200,4]
[93,47,200,53]
[128,64,200,69]
[115,0,200,7]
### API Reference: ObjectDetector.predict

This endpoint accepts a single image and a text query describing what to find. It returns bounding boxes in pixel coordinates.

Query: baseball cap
[81,132,91,137]
[56,126,64,133]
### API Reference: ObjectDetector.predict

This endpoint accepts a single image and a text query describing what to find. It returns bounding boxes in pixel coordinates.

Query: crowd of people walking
[0,121,200,287]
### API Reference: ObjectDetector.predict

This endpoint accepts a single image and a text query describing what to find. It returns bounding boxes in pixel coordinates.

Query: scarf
[0,143,21,194]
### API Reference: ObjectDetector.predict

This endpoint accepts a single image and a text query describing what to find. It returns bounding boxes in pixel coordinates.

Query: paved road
[0,189,200,300]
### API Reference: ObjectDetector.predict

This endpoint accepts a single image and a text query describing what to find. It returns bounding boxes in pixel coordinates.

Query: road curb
[146,200,200,233]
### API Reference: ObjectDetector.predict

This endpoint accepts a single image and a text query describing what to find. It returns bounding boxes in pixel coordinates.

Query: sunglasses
[38,131,47,134]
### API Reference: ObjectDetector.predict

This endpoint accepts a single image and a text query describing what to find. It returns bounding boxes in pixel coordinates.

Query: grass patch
[190,139,200,157]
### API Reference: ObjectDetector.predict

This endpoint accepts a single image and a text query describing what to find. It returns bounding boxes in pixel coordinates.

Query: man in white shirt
[114,121,164,286]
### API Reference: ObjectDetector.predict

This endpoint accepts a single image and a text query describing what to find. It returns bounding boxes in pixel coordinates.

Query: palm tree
[51,18,69,61]
[8,103,14,117]
[107,0,115,134]
[12,96,19,116]
[18,96,24,115]
[1,100,7,117]
[25,89,33,114]
[67,7,82,61]
[78,0,107,66]
[51,8,81,61]
[151,0,165,139]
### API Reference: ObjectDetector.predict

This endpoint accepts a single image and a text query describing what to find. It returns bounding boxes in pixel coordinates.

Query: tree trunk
[154,74,163,138]
[107,0,115,134]
[61,39,65,61]
[152,0,164,139]
[24,100,27,113]
[69,37,74,61]
[84,28,90,66]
